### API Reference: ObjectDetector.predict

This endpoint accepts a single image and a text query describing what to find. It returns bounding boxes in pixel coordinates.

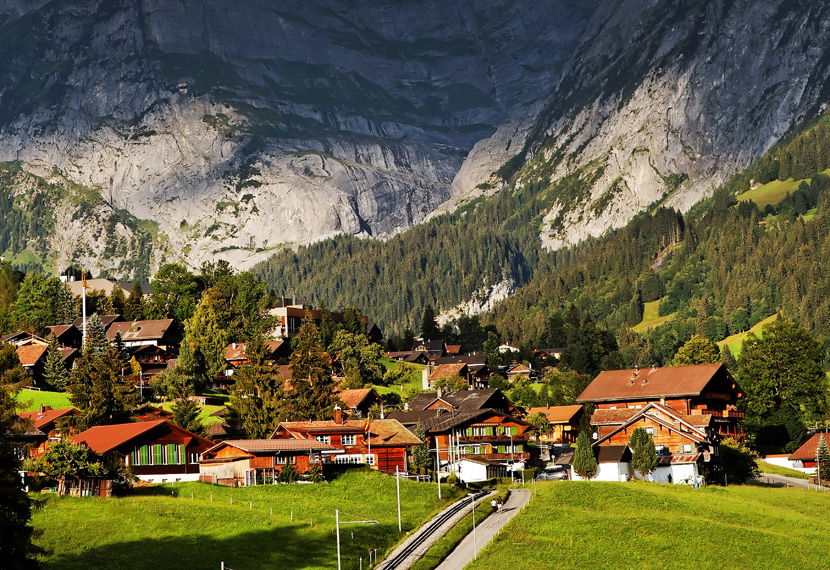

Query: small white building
[570,445,634,482]
[457,457,508,483]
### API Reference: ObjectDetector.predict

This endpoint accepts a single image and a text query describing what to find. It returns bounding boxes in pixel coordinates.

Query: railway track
[376,489,492,570]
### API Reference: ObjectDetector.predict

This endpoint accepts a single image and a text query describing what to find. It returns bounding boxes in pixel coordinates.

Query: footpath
[434,488,531,570]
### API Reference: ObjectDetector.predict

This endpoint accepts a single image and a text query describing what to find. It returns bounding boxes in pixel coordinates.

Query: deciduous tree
[673,335,720,366]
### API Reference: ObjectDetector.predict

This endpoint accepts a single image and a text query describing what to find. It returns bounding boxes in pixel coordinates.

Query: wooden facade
[200,439,332,486]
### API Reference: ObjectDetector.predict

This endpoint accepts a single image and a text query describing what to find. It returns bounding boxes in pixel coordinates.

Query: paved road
[757,472,829,491]
[434,488,531,570]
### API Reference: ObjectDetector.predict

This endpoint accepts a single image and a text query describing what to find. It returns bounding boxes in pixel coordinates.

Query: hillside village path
[434,488,531,570]
[757,473,830,491]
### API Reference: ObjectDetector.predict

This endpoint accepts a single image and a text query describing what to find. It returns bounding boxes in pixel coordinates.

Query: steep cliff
[0,0,595,274]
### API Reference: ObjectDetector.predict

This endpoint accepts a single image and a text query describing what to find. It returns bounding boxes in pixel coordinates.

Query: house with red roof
[106,319,180,350]
[199,439,335,486]
[18,406,80,457]
[270,407,422,473]
[788,432,830,473]
[72,420,214,483]
[337,387,383,418]
[526,405,584,444]
[15,344,77,386]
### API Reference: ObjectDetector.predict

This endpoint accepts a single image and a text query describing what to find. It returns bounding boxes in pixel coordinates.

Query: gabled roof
[205,439,335,456]
[593,402,710,446]
[413,339,445,352]
[73,420,212,454]
[789,432,830,461]
[408,389,517,414]
[445,345,462,355]
[428,363,467,380]
[577,363,737,403]
[224,341,286,362]
[420,409,530,434]
[47,324,77,339]
[107,319,175,342]
[272,419,422,447]
[526,405,584,424]
[595,445,631,463]
[73,315,123,330]
[591,406,713,428]
[19,407,79,431]
[338,388,380,410]
[16,344,48,367]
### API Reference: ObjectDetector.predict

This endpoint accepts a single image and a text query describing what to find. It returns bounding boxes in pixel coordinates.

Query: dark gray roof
[434,355,487,366]
[386,409,448,427]
[407,389,512,413]
[595,445,632,463]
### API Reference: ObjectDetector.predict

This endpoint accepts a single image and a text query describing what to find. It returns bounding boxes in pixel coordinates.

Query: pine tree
[123,282,145,321]
[412,420,431,469]
[0,384,43,568]
[721,345,738,373]
[573,430,598,480]
[83,314,109,357]
[817,434,830,485]
[227,331,285,438]
[420,305,440,340]
[58,282,77,325]
[67,343,136,430]
[341,306,365,336]
[289,315,335,420]
[629,427,657,480]
[42,336,68,390]
[109,286,127,316]
[171,397,204,436]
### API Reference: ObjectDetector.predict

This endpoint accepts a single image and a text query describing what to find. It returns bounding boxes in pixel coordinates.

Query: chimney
[333,405,343,425]
[39,404,45,414]
[404,402,410,411]
[232,343,237,349]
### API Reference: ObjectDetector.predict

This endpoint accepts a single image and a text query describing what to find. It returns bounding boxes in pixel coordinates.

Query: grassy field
[632,300,674,333]
[717,313,778,356]
[465,481,830,570]
[15,389,72,412]
[33,470,460,570]
[757,461,811,480]
[372,358,426,398]
[737,177,807,209]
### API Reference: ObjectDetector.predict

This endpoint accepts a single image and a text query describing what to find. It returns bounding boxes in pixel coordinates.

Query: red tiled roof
[789,432,830,461]
[445,345,462,355]
[273,419,422,447]
[428,363,467,380]
[207,439,335,455]
[19,407,79,430]
[338,388,377,409]
[16,344,48,367]
[106,319,174,342]
[527,405,583,424]
[73,420,212,454]
[577,364,727,403]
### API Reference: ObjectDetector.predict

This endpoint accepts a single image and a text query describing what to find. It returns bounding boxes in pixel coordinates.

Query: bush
[278,464,299,483]
[446,473,459,485]
[720,437,758,483]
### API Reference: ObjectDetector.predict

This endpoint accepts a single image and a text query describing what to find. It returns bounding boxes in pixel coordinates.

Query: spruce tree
[818,434,830,485]
[420,305,440,340]
[573,430,598,480]
[289,315,335,420]
[412,420,431,469]
[58,282,77,325]
[42,336,68,390]
[67,342,136,430]
[629,427,657,480]
[123,282,145,321]
[227,331,285,438]
[109,286,127,316]
[171,396,204,436]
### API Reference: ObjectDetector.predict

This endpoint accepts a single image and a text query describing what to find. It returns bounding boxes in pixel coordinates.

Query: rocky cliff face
[0,0,595,274]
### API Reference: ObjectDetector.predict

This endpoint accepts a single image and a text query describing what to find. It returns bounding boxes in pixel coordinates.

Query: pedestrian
[491,498,497,513]
[497,497,503,513]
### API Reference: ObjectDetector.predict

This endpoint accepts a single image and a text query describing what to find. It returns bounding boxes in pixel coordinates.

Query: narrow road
[434,488,531,570]
[757,472,828,491]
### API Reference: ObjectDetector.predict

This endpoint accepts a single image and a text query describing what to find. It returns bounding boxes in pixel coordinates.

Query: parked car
[536,465,568,481]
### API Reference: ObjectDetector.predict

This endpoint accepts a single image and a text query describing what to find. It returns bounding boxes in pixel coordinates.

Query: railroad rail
[376,489,491,570]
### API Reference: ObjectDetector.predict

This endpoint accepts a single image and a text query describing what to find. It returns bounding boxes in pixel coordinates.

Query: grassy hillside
[15,389,72,412]
[466,482,830,570]
[33,470,459,570]
[632,300,673,333]
[717,313,779,356]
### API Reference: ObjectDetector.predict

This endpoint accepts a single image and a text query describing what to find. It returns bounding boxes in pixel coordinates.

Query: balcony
[456,435,530,445]
[699,409,744,419]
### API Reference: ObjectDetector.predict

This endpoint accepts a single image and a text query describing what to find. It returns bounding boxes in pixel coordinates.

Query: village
[6,275,826,498]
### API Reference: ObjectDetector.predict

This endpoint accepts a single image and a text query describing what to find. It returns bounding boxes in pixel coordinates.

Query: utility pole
[435,442,441,500]
[471,495,477,562]
[396,466,401,532]
[336,510,341,570]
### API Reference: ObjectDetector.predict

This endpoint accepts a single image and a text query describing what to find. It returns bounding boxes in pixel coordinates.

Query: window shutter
[511,426,518,436]
[167,444,177,465]
[181,445,187,464]
[153,444,164,465]
[139,445,149,465]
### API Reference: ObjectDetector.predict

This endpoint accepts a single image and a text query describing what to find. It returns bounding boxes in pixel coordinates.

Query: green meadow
[466,481,830,570]
[33,470,459,570]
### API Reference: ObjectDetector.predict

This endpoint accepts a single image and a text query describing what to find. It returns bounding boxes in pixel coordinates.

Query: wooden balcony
[456,435,530,445]
[699,409,744,419]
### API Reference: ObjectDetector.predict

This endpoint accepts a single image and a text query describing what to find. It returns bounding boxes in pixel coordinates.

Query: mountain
[0,0,595,274]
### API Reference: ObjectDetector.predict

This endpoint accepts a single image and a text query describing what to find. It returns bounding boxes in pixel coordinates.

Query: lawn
[372,358,426,398]
[632,300,673,333]
[717,313,778,357]
[736,176,815,210]
[33,469,461,570]
[465,481,830,570]
[15,389,72,412]
[757,461,811,480]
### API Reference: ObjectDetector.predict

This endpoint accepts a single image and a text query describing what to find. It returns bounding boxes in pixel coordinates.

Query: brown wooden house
[337,387,384,418]
[17,406,80,457]
[199,439,335,486]
[577,363,745,441]
[72,420,214,482]
[270,408,422,473]
[526,405,584,444]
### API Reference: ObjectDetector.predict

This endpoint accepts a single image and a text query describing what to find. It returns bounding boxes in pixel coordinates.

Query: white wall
[571,462,633,482]
[138,473,201,483]
[458,460,489,483]
[651,463,699,485]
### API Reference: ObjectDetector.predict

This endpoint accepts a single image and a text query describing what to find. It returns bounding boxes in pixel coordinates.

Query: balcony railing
[456,435,530,444]
[699,409,744,418]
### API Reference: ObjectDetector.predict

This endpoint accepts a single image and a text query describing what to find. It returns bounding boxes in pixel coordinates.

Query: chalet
[337,387,384,418]
[270,408,422,473]
[129,345,176,380]
[15,344,77,385]
[73,314,123,332]
[2,330,46,346]
[526,405,584,444]
[269,305,368,339]
[133,404,174,422]
[591,402,719,484]
[387,351,429,365]
[412,339,446,363]
[47,324,83,349]
[106,319,180,350]
[445,344,462,356]
[72,420,214,483]
[366,323,383,344]
[223,340,291,375]
[427,363,475,390]
[533,348,564,362]
[199,439,334,486]
[457,457,509,483]
[434,355,490,383]
[17,406,79,457]
[577,363,745,441]
[788,432,830,473]
[404,388,521,417]
[506,363,533,382]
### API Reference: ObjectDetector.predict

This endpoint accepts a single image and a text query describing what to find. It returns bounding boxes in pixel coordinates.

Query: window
[315,435,331,445]
[683,444,692,453]
[645,427,654,435]
[341,434,355,446]
[189,452,200,464]
[275,455,296,465]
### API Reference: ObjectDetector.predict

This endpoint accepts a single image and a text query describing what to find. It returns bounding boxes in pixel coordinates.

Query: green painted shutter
[153,444,164,465]
[167,444,177,465]
[498,445,506,454]
[511,426,519,436]
[139,445,149,465]
[181,444,187,464]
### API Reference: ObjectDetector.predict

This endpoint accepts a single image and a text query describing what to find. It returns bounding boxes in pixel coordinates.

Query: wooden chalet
[366,322,383,344]
[526,405,584,444]
[388,351,430,365]
[506,363,533,383]
[405,388,521,416]
[129,345,176,380]
[412,339,446,363]
[133,404,174,422]
[73,420,214,483]
[223,340,291,371]
[788,432,830,471]
[199,439,335,486]
[17,406,80,457]
[445,344,462,356]
[533,348,564,362]
[106,319,180,350]
[337,387,383,418]
[47,324,83,349]
[1,330,48,347]
[15,344,77,386]
[433,355,490,385]
[270,408,422,473]
[577,363,745,441]
[73,314,124,332]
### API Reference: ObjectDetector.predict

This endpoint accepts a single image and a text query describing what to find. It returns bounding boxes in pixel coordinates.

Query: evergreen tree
[67,342,136,430]
[187,289,232,391]
[109,286,127,316]
[629,427,657,480]
[483,331,501,370]
[123,282,145,321]
[318,300,338,349]
[412,420,431,469]
[0,383,43,568]
[289,315,335,420]
[42,335,68,390]
[83,314,109,357]
[721,345,738,373]
[573,430,597,480]
[403,328,415,351]
[11,272,61,334]
[341,306,365,336]
[818,434,830,485]
[673,335,720,366]
[57,282,77,325]
[171,397,204,436]
[638,268,665,303]
[331,330,384,388]
[227,331,286,438]
[0,344,28,388]
[420,305,440,340]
